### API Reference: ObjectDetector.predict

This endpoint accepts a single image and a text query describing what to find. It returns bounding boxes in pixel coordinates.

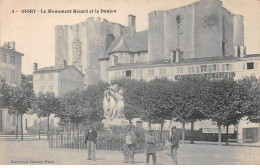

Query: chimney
[234,45,239,57]
[240,45,246,58]
[8,41,15,50]
[34,63,38,72]
[4,42,9,49]
[63,60,67,67]
[127,15,136,37]
[176,50,180,63]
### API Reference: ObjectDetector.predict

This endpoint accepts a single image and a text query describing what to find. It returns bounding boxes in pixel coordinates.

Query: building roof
[107,54,260,70]
[0,46,24,56]
[100,30,148,59]
[33,65,84,76]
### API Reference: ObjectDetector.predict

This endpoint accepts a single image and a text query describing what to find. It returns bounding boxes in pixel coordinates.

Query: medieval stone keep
[55,0,246,85]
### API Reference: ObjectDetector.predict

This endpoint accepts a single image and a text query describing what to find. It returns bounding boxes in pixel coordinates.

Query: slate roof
[100,30,148,60]
[33,65,84,76]
[0,46,24,56]
[107,54,260,70]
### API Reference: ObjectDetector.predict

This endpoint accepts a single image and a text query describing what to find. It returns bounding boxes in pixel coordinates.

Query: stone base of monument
[102,118,129,128]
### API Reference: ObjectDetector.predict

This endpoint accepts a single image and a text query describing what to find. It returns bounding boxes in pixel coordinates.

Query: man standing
[169,126,179,165]
[85,125,97,161]
[123,125,137,164]
[145,130,157,165]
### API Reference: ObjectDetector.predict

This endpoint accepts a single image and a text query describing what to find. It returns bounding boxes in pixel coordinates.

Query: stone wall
[148,10,165,62]
[59,67,84,96]
[55,17,127,86]
[148,0,244,61]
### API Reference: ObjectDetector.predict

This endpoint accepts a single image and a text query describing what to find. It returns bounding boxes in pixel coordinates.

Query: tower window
[126,70,131,77]
[247,62,254,70]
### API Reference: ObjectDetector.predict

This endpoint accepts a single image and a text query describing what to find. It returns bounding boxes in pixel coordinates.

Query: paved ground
[0,140,259,165]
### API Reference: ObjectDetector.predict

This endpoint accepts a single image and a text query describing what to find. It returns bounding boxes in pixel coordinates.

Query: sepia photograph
[0,0,259,166]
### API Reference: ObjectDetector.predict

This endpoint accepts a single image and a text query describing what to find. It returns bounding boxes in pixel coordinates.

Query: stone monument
[102,84,128,127]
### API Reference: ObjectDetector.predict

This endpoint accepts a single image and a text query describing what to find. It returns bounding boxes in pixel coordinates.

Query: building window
[247,62,254,70]
[213,64,217,71]
[11,70,16,82]
[148,69,154,76]
[49,73,53,79]
[200,65,207,72]
[49,85,53,92]
[191,66,195,73]
[40,74,44,80]
[126,70,131,78]
[159,68,166,75]
[1,54,7,63]
[177,67,183,74]
[10,56,15,65]
[226,64,230,71]
[208,65,213,72]
[196,66,200,73]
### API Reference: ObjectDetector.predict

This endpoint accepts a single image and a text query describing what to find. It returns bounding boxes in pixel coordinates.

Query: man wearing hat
[123,125,137,164]
[145,130,157,165]
[85,125,97,161]
[169,126,179,165]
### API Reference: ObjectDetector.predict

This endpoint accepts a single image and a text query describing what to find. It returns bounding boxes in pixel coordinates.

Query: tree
[114,78,146,124]
[2,75,35,140]
[205,78,246,145]
[35,92,60,138]
[140,78,173,131]
[58,90,89,131]
[168,77,209,144]
[82,81,109,124]
[239,75,260,123]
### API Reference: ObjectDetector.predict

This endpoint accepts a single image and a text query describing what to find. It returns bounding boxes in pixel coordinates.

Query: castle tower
[127,15,136,37]
[55,17,127,86]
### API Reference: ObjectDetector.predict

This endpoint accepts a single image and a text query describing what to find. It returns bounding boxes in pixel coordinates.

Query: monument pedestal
[102,118,129,128]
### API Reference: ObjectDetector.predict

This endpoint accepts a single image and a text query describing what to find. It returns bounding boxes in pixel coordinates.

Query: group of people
[84,125,180,165]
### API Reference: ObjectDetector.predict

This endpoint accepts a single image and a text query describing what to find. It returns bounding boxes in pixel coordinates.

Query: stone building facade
[55,17,128,86]
[0,41,24,134]
[33,62,84,97]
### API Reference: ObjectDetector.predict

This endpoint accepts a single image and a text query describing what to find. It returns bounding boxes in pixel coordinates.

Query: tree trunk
[190,121,194,144]
[182,122,185,144]
[47,113,50,140]
[160,122,164,142]
[77,123,79,132]
[69,120,71,131]
[128,119,132,125]
[20,114,23,141]
[148,121,151,130]
[218,124,221,146]
[16,113,18,139]
[39,117,41,139]
[226,125,229,146]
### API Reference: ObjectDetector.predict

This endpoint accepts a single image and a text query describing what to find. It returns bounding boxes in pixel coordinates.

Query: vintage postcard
[0,0,260,165]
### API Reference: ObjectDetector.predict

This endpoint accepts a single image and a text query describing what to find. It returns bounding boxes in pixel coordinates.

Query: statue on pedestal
[103,84,125,123]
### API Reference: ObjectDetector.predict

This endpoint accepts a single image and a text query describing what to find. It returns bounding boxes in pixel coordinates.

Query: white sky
[0,0,259,75]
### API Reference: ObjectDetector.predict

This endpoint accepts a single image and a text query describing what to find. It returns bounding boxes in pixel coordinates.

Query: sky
[0,0,259,75]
